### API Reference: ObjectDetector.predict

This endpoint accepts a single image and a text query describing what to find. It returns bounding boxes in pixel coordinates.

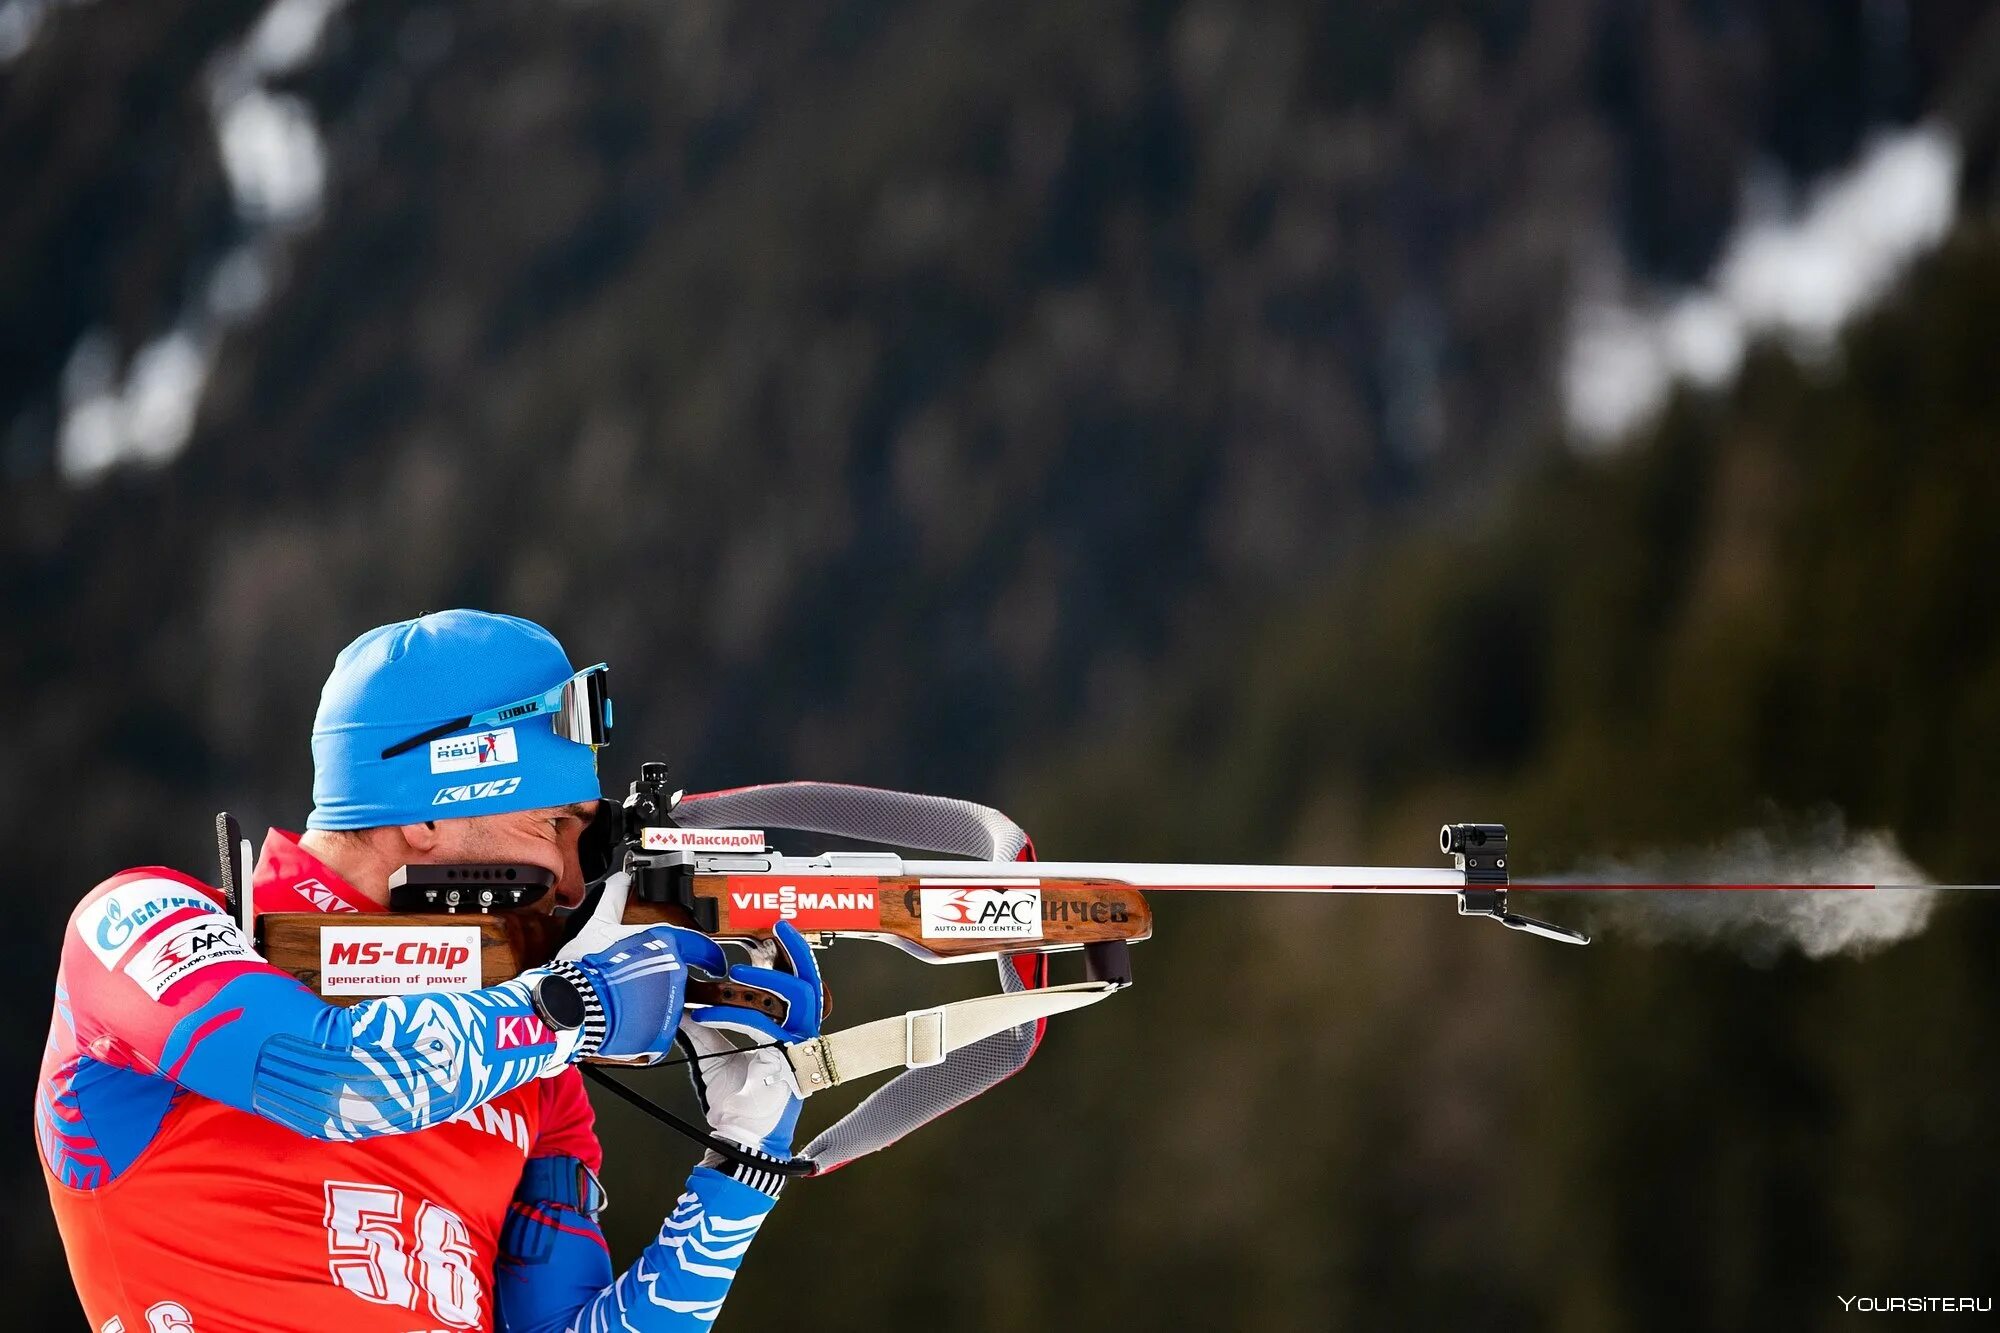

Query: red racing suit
[37,830,775,1333]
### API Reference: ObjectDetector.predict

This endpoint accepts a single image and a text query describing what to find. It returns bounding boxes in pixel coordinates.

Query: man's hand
[556,870,650,963]
[564,922,728,1061]
[677,921,824,1158]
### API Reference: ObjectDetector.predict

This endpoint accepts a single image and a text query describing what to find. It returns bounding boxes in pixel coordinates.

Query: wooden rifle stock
[257,902,792,1019]
[256,876,1155,1016]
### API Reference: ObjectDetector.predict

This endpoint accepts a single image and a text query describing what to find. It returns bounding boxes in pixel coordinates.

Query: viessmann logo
[725,876,880,930]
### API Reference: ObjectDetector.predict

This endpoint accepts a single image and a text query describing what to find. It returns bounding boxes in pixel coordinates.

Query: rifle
[251,763,1585,1174]
[256,761,1585,992]
[250,766,1930,1174]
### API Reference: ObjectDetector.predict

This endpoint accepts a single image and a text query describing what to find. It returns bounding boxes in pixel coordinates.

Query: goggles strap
[380,714,475,760]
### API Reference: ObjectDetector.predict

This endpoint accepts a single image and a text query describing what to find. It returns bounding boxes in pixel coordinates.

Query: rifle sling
[582,981,1125,1179]
[784,981,1123,1094]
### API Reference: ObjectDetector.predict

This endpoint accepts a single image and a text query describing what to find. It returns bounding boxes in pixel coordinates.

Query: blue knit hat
[308,610,604,830]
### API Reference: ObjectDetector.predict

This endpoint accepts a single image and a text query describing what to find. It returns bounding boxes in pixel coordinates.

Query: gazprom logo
[80,878,219,969]
[432,776,523,805]
[96,892,208,951]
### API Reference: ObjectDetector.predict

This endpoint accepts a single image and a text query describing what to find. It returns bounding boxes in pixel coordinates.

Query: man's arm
[61,868,699,1142]
[496,1154,778,1333]
[494,923,820,1331]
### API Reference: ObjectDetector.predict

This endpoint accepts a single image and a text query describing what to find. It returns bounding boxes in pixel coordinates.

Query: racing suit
[37,829,773,1332]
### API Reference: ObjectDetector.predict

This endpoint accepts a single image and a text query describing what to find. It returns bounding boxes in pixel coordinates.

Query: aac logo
[916,885,1043,939]
[124,915,254,999]
[432,776,523,805]
[152,925,240,969]
[933,890,1028,926]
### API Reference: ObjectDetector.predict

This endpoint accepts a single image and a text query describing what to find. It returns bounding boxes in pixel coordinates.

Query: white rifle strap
[785,981,1121,1096]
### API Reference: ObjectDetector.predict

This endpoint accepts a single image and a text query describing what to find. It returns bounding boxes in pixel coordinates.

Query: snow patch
[1564,125,1960,448]
[54,0,350,483]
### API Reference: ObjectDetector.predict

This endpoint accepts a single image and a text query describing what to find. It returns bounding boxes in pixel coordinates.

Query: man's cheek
[556,853,586,906]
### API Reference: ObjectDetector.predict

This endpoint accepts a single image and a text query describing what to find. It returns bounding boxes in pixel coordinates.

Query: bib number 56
[324,1181,482,1328]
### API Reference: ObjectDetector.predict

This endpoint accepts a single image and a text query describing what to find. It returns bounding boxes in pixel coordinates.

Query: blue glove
[567,923,728,1060]
[677,921,824,1157]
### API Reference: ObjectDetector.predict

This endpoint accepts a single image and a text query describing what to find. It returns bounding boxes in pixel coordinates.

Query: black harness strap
[580,1064,818,1178]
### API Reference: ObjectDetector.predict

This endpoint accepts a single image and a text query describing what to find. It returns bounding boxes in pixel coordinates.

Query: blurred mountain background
[6,1,2000,1328]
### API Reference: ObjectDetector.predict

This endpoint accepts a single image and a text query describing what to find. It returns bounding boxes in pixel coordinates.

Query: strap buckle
[575,1160,609,1220]
[905,1005,948,1068]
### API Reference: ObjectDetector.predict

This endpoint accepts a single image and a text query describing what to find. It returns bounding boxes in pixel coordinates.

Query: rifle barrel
[894,859,1464,891]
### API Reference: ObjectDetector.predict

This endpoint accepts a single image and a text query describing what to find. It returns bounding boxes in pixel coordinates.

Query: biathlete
[38,610,814,1332]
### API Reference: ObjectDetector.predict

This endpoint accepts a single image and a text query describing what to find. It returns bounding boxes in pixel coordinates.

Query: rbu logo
[432,776,523,805]
[430,727,518,774]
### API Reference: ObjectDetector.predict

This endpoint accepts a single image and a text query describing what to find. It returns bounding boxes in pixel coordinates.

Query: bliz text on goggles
[380,663,612,760]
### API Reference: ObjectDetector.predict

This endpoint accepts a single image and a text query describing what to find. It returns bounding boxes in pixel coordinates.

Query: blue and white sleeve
[158,969,583,1141]
[64,872,586,1143]
[497,1164,776,1332]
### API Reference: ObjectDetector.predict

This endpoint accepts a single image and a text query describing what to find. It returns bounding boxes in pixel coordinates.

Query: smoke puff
[1554,817,1937,963]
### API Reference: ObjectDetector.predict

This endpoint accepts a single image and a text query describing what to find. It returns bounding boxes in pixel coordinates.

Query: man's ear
[400,819,442,854]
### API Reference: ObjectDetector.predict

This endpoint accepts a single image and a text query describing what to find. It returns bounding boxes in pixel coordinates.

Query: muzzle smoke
[1550,816,1937,962]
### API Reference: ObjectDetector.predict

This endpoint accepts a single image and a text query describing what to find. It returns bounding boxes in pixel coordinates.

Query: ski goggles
[380,663,613,760]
